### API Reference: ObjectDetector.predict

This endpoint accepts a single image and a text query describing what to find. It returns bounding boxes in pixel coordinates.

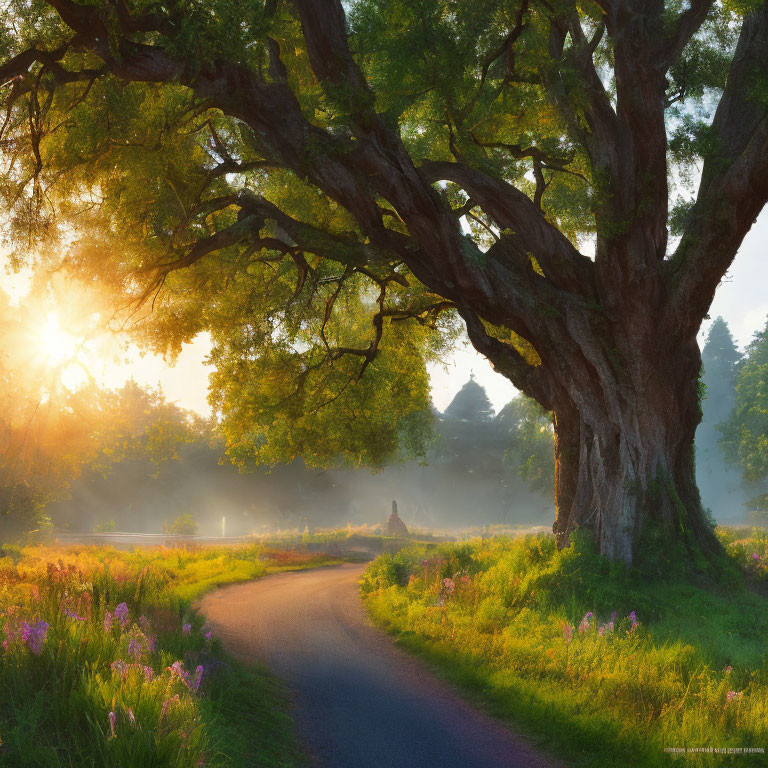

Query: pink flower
[142,665,155,681]
[204,631,213,642]
[578,612,593,633]
[111,659,128,677]
[182,623,192,636]
[168,660,192,688]
[127,707,136,726]
[104,612,113,633]
[3,623,19,644]
[160,694,180,719]
[628,611,639,633]
[726,690,742,702]
[127,638,142,658]
[725,665,733,674]
[752,552,761,561]
[562,622,573,644]
[108,710,117,738]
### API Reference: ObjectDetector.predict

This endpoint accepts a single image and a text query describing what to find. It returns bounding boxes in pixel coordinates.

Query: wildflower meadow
[361,529,768,768]
[0,542,337,767]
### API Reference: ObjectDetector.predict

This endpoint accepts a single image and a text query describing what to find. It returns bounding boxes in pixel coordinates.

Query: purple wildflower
[108,710,117,738]
[104,611,113,632]
[193,665,204,693]
[24,621,48,655]
[142,665,155,681]
[204,630,213,642]
[182,623,192,636]
[127,638,142,658]
[114,603,129,627]
[64,608,86,621]
[562,622,573,644]
[628,611,639,633]
[752,552,761,561]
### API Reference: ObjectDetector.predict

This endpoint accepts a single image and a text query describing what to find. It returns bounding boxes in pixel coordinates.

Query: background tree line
[45,375,557,537]
[705,316,768,521]
[3,291,767,540]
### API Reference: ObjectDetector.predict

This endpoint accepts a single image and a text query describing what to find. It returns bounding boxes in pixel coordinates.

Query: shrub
[163,514,199,536]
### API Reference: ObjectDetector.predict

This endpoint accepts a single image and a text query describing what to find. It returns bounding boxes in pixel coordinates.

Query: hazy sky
[3,209,766,416]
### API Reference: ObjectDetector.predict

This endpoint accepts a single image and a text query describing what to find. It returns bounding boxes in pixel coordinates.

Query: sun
[9,275,123,395]
[39,312,82,366]
[34,311,91,391]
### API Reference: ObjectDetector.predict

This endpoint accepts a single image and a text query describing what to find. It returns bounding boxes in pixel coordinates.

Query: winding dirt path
[200,563,561,768]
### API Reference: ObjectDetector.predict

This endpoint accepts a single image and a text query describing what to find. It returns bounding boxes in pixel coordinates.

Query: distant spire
[444,374,494,421]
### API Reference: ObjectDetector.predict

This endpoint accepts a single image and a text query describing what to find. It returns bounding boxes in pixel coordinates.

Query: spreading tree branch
[656,0,717,70]
[668,3,768,337]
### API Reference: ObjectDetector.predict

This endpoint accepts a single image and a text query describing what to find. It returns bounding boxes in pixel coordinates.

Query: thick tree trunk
[550,332,722,568]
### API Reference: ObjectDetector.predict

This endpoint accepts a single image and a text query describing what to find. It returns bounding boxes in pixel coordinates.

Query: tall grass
[0,542,336,767]
[361,530,768,767]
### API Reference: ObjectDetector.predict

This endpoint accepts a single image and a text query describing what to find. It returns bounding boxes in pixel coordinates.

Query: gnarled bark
[550,324,719,564]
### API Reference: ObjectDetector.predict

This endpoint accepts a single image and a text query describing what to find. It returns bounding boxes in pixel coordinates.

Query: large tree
[2,0,767,564]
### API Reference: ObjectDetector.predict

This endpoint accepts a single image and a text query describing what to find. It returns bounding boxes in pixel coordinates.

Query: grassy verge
[0,542,341,767]
[361,529,768,768]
